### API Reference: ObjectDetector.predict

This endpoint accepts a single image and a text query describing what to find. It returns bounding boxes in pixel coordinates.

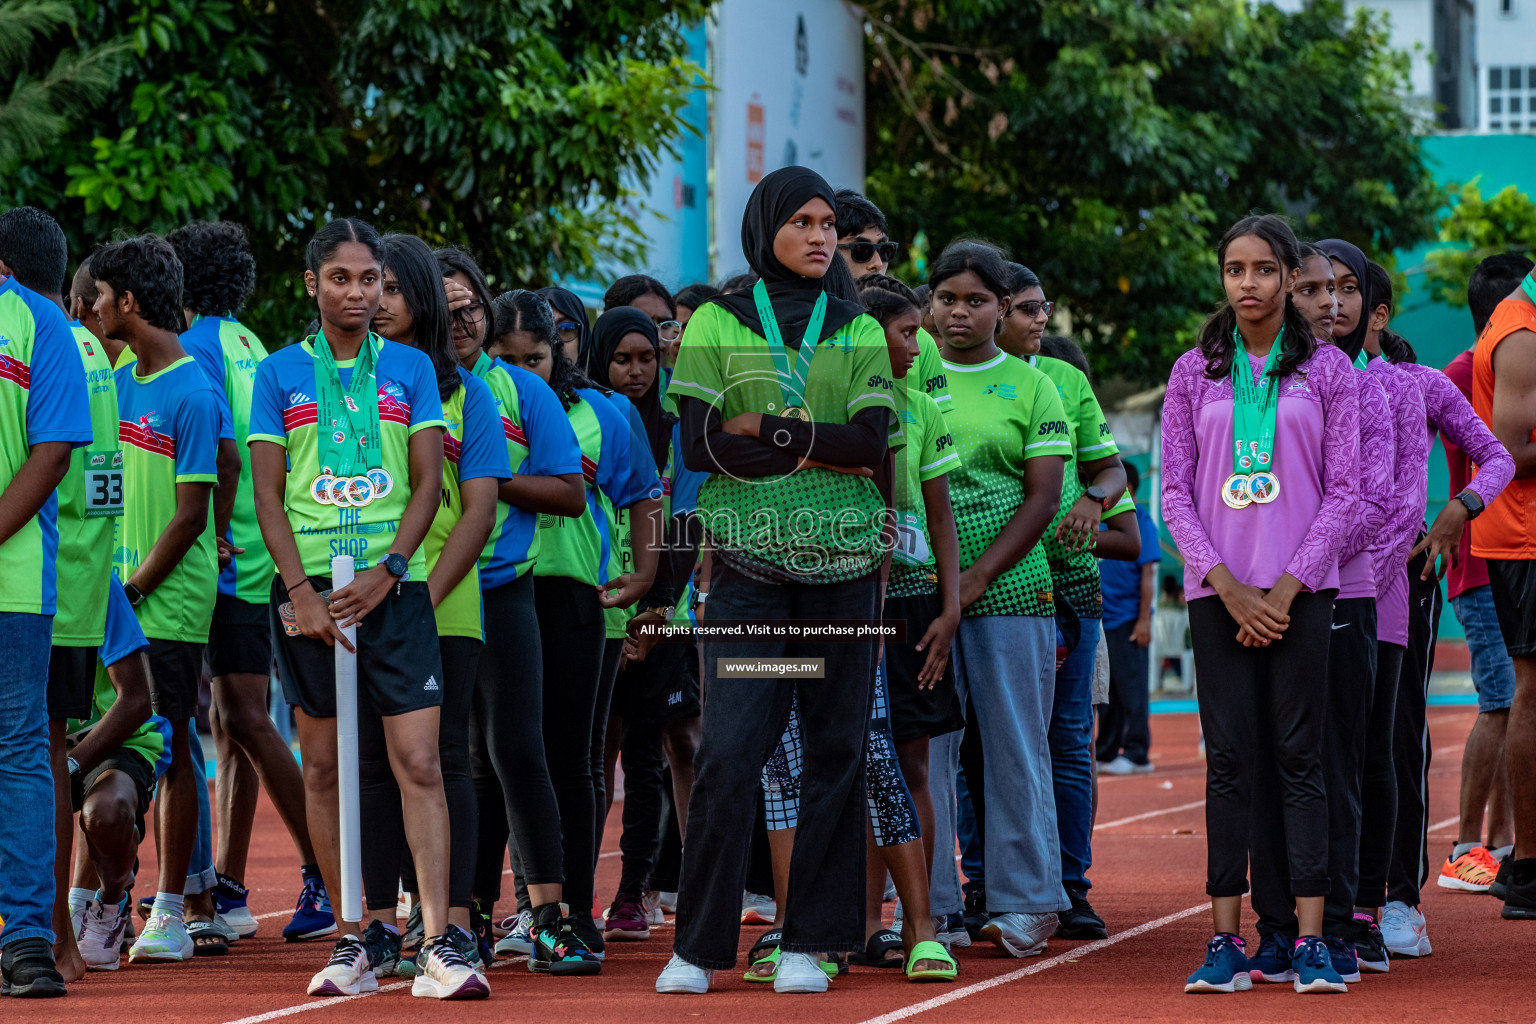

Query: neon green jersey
[941,351,1072,618]
[915,328,952,414]
[53,323,120,645]
[1033,354,1118,462]
[66,659,170,775]
[889,389,960,598]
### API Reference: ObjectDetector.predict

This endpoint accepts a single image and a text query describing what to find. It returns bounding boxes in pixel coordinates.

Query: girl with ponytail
[1163,214,1360,995]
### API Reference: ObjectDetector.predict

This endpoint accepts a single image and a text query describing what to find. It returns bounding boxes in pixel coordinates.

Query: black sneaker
[962,887,989,939]
[470,898,495,965]
[570,912,606,960]
[1491,853,1513,901]
[528,903,601,976]
[362,919,402,978]
[1500,858,1536,920]
[1354,921,1390,973]
[1,936,66,998]
[1054,887,1108,940]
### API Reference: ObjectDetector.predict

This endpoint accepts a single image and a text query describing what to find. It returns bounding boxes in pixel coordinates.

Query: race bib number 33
[84,449,124,518]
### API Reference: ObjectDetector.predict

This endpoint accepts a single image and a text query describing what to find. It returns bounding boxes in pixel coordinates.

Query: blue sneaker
[283,874,337,942]
[1245,932,1295,983]
[1323,935,1360,984]
[1291,936,1348,993]
[1184,934,1251,993]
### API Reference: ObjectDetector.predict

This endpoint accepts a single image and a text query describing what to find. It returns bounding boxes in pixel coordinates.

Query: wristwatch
[1084,485,1113,511]
[123,581,146,607]
[383,553,410,579]
[1454,489,1484,520]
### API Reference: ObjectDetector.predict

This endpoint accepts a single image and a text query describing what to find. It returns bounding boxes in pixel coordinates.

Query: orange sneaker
[1437,846,1498,892]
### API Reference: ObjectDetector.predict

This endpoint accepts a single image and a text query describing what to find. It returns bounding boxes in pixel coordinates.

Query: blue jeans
[1452,585,1516,714]
[926,729,964,917]
[0,613,57,945]
[1050,618,1100,891]
[186,722,216,895]
[952,615,1069,914]
[955,769,983,892]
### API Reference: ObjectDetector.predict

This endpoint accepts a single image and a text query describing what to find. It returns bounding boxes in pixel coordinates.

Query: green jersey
[667,303,896,585]
[942,351,1072,617]
[915,328,952,414]
[889,389,960,598]
[67,660,170,775]
[53,323,121,645]
[1033,354,1117,462]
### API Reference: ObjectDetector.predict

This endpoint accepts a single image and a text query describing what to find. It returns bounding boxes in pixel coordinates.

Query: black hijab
[1317,238,1374,361]
[590,306,669,471]
[538,286,593,368]
[708,165,865,347]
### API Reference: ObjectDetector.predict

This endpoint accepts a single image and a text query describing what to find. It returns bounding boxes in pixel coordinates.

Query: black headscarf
[708,165,865,347]
[538,286,593,369]
[1317,239,1374,361]
[590,306,669,471]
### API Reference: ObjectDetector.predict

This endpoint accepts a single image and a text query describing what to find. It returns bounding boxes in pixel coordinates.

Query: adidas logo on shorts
[424,675,440,691]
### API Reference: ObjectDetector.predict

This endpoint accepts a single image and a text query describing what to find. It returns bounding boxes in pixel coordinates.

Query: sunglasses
[657,320,682,342]
[555,319,582,335]
[1013,300,1054,319]
[838,240,899,265]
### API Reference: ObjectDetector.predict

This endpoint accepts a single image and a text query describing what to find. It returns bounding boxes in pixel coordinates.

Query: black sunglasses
[838,240,899,264]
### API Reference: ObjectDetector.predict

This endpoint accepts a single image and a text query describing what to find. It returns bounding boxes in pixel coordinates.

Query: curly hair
[165,221,256,316]
[88,235,185,333]
[0,206,68,296]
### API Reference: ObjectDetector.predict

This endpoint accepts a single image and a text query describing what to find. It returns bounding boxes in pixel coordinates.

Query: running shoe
[1100,755,1136,776]
[400,900,424,953]
[470,899,496,964]
[604,889,651,941]
[1353,917,1390,974]
[1184,933,1250,993]
[741,891,776,925]
[307,934,376,997]
[962,887,989,939]
[0,937,66,998]
[939,912,972,949]
[1323,935,1360,984]
[1491,853,1513,900]
[362,920,401,978]
[1501,858,1536,920]
[571,912,607,960]
[1438,845,1499,892]
[892,898,905,932]
[656,953,712,994]
[643,891,665,926]
[495,909,534,957]
[1379,901,1431,958]
[774,951,829,994]
[283,874,337,942]
[1245,932,1294,983]
[413,935,490,1000]
[1054,886,1107,940]
[980,912,1056,957]
[1291,936,1347,994]
[528,904,601,976]
[128,913,194,963]
[79,898,129,971]
[658,891,678,914]
[213,873,258,939]
[446,924,486,971]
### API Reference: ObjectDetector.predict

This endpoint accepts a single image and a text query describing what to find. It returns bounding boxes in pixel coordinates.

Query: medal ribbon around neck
[1354,349,1372,371]
[753,278,827,418]
[1522,272,1536,306]
[1224,325,1285,508]
[313,330,384,476]
[471,350,495,380]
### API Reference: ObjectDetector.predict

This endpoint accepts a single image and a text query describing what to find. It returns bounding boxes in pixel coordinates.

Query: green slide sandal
[906,940,958,982]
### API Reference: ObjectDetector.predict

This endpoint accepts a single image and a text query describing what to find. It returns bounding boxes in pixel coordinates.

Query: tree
[2,0,708,344]
[861,0,1441,385]
[1423,182,1536,308]
[0,0,126,172]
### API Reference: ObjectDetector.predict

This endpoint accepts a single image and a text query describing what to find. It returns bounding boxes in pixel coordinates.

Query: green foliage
[863,0,1440,385]
[1423,182,1536,308]
[2,0,708,344]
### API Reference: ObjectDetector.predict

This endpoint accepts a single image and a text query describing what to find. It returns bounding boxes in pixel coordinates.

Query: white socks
[151,892,186,922]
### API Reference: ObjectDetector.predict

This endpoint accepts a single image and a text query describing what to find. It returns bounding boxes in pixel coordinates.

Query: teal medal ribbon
[1223,325,1285,509]
[1522,272,1536,306]
[753,279,827,420]
[470,350,494,380]
[1353,349,1371,371]
[310,331,387,507]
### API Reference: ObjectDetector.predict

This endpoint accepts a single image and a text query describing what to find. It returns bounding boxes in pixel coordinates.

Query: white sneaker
[79,899,129,971]
[656,953,713,994]
[935,914,971,949]
[741,891,776,925]
[774,951,829,993]
[1379,901,1432,958]
[128,913,194,963]
[494,909,534,956]
[659,891,678,914]
[412,937,490,999]
[218,905,259,940]
[308,935,376,997]
[893,898,905,931]
[981,912,1057,957]
[644,891,665,926]
[1100,755,1136,776]
[1131,760,1155,774]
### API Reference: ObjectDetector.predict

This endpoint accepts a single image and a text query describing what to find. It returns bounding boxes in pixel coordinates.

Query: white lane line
[218,957,526,1024]
[853,902,1211,1024]
[1427,814,1460,834]
[1097,799,1206,830]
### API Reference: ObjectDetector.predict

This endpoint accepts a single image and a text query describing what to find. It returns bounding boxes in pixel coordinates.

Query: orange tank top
[1471,295,1536,559]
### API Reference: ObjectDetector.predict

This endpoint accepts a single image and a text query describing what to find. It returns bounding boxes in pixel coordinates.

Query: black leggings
[470,572,564,905]
[534,574,606,921]
[360,635,479,912]
[1389,551,1443,906]
[1189,591,1332,901]
[1359,640,1405,908]
[591,637,625,861]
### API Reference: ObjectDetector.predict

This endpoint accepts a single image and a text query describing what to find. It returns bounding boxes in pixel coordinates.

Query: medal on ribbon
[1225,325,1285,510]
[311,331,385,506]
[753,279,827,422]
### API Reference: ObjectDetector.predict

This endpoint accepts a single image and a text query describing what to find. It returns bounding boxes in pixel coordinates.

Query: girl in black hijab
[590,307,669,469]
[539,285,591,368]
[656,166,898,996]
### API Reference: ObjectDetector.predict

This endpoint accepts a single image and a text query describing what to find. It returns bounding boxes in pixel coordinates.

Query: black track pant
[1389,553,1443,906]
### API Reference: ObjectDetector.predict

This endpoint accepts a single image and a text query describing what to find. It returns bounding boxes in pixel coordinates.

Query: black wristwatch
[1084,485,1113,511]
[1454,489,1484,520]
[123,581,146,607]
[382,552,410,579]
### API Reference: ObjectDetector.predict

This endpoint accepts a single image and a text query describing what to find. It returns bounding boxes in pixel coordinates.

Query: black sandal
[848,928,905,968]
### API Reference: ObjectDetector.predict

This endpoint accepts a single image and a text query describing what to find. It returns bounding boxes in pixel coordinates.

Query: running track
[18,710,1536,1023]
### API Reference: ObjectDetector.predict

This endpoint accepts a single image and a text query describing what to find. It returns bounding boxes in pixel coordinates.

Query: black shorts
[48,644,98,720]
[1487,558,1536,657]
[210,594,272,677]
[612,638,701,724]
[75,748,157,841]
[147,638,205,721]
[271,576,444,718]
[883,591,964,743]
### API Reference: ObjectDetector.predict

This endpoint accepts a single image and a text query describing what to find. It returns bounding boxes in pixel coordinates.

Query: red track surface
[13,709,1536,1023]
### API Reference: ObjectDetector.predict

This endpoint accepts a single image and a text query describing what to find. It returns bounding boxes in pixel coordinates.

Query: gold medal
[329,477,354,507]
[1222,473,1253,509]
[1248,470,1280,504]
[346,475,374,507]
[783,406,804,421]
[367,467,393,500]
[311,474,335,505]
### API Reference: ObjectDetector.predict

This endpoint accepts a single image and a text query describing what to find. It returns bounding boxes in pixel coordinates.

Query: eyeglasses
[454,301,486,326]
[657,320,682,342]
[555,319,581,335]
[1013,300,1054,319]
[838,240,899,265]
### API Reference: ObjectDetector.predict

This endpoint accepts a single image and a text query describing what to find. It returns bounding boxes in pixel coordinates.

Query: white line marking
[217,957,526,1024]
[1427,815,1460,833]
[1097,799,1206,830]
[853,903,1211,1024]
